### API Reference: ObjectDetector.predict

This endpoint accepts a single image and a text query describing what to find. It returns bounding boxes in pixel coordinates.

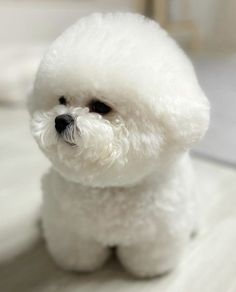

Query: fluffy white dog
[28,13,210,278]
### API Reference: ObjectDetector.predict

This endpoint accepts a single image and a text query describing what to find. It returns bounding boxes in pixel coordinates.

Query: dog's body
[42,153,196,277]
[29,13,209,277]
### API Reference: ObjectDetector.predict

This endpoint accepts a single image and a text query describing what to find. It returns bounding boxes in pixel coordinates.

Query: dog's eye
[59,96,67,105]
[89,100,112,115]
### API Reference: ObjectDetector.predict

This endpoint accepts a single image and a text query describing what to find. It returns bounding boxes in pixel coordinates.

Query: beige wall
[191,0,236,52]
[0,0,235,52]
[209,0,236,52]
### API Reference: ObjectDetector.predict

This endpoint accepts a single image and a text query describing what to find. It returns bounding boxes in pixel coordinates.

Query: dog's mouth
[65,141,77,147]
[63,140,77,147]
[56,132,78,147]
[58,135,77,147]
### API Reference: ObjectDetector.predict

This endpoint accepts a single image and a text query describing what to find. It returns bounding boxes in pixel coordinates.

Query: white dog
[28,13,210,278]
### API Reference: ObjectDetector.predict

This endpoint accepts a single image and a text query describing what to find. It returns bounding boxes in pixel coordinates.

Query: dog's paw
[47,239,111,273]
[117,240,185,278]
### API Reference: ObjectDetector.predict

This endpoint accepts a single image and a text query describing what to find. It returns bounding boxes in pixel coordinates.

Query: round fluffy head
[29,13,209,187]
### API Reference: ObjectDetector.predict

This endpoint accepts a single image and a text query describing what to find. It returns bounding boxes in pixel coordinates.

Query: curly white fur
[28,13,210,277]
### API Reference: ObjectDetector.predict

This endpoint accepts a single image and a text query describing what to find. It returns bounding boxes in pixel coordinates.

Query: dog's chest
[56,183,160,245]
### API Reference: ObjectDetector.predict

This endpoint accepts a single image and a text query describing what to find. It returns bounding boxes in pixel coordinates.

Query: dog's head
[28,13,209,187]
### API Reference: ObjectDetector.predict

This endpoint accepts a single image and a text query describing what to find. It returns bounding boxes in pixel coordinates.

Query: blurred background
[0,0,236,166]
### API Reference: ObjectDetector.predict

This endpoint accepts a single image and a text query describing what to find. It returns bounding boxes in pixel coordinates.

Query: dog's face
[30,85,165,187]
[29,14,209,187]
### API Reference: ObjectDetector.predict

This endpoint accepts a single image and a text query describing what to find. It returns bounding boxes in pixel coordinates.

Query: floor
[0,108,236,292]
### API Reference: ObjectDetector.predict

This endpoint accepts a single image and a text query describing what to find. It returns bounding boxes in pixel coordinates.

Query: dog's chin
[50,160,116,188]
[53,166,143,188]
[49,149,155,189]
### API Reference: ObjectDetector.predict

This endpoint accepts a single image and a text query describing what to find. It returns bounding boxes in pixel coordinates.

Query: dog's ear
[162,88,210,150]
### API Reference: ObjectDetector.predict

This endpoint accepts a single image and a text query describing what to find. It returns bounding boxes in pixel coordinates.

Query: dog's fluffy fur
[28,13,210,277]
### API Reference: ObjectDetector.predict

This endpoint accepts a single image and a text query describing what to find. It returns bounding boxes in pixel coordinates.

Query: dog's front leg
[42,171,111,272]
[117,229,189,278]
[44,228,111,272]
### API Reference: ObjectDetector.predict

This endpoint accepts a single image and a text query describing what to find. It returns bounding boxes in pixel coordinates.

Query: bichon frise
[28,13,210,278]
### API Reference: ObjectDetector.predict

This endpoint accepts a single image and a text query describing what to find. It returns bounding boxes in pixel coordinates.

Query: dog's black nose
[55,114,74,134]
